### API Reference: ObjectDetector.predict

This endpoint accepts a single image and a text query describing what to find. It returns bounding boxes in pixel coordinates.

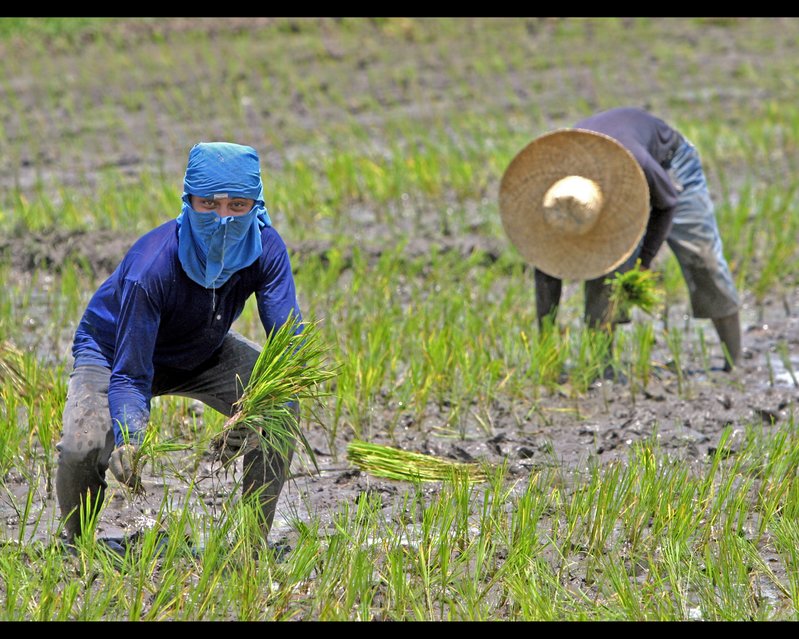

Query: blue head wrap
[176,142,272,288]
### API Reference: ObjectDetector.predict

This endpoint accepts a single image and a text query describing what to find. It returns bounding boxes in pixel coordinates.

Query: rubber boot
[55,449,109,544]
[711,311,742,372]
[241,402,299,540]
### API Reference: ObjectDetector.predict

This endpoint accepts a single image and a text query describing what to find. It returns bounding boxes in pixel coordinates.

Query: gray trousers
[55,331,295,543]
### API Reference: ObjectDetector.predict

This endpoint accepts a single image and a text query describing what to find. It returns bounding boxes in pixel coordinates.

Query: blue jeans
[664,138,739,318]
[55,330,295,542]
[583,137,739,323]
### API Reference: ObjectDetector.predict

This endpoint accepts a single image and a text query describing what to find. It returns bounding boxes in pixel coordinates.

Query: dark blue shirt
[72,219,302,441]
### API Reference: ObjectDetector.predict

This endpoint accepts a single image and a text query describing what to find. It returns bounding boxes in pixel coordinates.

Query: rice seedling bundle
[347,440,489,483]
[606,261,663,321]
[212,315,337,465]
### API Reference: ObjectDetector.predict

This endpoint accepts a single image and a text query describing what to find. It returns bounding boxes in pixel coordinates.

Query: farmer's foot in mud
[712,312,742,373]
[56,538,78,557]
[264,539,292,562]
[98,536,127,559]
[604,364,627,384]
[660,359,684,375]
[208,538,292,566]
[590,364,628,387]
[51,535,126,573]
[56,530,198,566]
[722,359,734,373]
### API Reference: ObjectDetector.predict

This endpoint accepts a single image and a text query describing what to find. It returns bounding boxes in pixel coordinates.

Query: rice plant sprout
[604,260,664,325]
[0,340,29,395]
[212,314,338,473]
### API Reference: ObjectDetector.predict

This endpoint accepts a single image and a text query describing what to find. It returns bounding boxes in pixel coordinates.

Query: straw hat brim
[499,128,650,280]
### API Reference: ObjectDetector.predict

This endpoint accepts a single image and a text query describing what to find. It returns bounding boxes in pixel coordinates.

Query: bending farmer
[499,106,741,371]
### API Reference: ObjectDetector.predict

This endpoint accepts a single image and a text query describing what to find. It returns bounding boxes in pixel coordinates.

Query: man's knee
[56,424,115,478]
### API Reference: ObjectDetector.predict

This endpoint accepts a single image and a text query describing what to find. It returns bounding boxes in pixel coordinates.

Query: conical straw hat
[499,128,650,280]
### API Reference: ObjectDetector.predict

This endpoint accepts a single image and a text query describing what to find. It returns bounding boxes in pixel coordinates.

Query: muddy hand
[109,443,143,491]
[211,425,259,467]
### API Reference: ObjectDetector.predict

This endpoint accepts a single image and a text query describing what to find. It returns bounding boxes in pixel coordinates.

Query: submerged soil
[0,18,797,558]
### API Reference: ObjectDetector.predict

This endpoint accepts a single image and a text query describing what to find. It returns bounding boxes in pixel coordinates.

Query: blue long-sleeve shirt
[72,219,302,445]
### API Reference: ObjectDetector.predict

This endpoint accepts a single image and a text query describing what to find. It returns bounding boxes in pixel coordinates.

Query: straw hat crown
[499,128,650,280]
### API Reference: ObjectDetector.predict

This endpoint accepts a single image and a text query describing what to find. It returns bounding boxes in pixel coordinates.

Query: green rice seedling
[0,265,14,337]
[113,420,192,497]
[719,473,755,541]
[523,321,570,396]
[148,396,204,447]
[5,472,44,547]
[696,536,766,620]
[346,440,488,484]
[713,172,751,269]
[264,519,323,619]
[696,325,711,374]
[765,349,776,387]
[548,474,595,577]
[750,188,799,308]
[128,505,206,620]
[446,534,503,620]
[749,425,799,539]
[0,339,27,395]
[664,326,687,397]
[656,254,688,331]
[0,373,29,478]
[18,359,67,497]
[408,484,463,619]
[420,483,470,610]
[54,258,95,330]
[503,555,577,621]
[695,428,750,548]
[649,462,703,548]
[595,554,649,620]
[0,552,26,619]
[28,543,89,620]
[777,341,798,388]
[176,512,238,621]
[618,443,661,552]
[269,160,326,237]
[583,460,633,559]
[324,151,362,204]
[566,326,614,396]
[735,532,792,611]
[629,322,656,391]
[505,471,550,552]
[605,261,664,325]
[381,544,425,619]
[296,499,372,620]
[655,537,699,619]
[313,496,385,620]
[770,516,799,615]
[201,502,279,621]
[336,312,394,440]
[213,316,337,473]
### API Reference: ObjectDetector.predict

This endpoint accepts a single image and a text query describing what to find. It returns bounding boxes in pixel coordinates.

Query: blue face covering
[175,142,272,288]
